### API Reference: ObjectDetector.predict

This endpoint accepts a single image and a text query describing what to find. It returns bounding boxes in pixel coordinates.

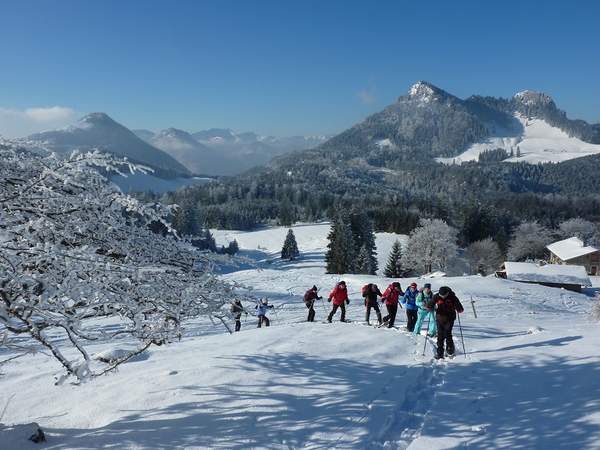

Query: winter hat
[312,285,318,291]
[438,286,451,297]
[410,282,417,288]
[423,283,432,290]
[339,281,346,286]
[392,282,401,288]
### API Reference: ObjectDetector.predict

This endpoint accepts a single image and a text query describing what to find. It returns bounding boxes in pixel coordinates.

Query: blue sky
[0,0,598,137]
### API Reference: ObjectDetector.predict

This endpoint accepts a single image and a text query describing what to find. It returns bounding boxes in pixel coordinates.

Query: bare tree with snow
[465,238,503,275]
[402,219,458,275]
[559,218,600,246]
[0,141,242,382]
[507,221,553,262]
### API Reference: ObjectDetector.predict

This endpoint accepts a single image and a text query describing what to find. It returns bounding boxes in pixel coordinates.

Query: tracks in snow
[368,335,445,450]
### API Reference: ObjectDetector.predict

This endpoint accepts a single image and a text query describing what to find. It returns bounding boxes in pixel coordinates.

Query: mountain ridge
[29,113,190,178]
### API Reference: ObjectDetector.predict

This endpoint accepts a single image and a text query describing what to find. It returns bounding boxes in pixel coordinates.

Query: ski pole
[457,312,467,358]
[422,314,430,357]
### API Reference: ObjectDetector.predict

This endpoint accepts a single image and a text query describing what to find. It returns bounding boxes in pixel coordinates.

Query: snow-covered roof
[502,262,591,287]
[546,237,599,261]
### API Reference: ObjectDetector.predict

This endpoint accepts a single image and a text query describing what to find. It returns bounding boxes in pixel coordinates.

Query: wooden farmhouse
[546,237,600,275]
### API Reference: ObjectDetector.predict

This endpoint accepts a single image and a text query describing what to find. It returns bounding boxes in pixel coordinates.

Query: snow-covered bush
[0,142,240,381]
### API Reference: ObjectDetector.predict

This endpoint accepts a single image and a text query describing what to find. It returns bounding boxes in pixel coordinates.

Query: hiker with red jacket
[381,282,403,328]
[327,281,349,323]
[362,283,383,326]
[433,286,464,359]
[303,285,322,322]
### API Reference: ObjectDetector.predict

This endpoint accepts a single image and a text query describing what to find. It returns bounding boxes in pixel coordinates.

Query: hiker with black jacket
[433,286,464,359]
[362,283,383,326]
[303,285,322,322]
[230,300,246,332]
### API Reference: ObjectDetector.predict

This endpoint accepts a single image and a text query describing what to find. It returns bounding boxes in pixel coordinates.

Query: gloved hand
[346,299,350,305]
[317,296,323,300]
[327,298,331,303]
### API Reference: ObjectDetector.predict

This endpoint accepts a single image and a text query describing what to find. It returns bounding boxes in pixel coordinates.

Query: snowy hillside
[438,114,600,165]
[212,222,407,276]
[3,222,600,449]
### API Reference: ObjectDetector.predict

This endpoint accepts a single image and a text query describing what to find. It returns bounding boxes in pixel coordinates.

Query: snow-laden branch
[0,141,241,382]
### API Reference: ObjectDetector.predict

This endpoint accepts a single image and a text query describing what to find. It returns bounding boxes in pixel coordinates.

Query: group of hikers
[230,281,464,359]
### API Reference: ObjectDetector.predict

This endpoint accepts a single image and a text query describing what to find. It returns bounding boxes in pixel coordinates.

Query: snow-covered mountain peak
[77,112,115,128]
[408,81,435,99]
[157,127,191,139]
[513,90,555,108]
[407,81,449,103]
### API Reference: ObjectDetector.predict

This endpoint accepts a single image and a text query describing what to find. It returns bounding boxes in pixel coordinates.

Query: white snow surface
[3,223,600,449]
[547,236,599,261]
[437,114,600,165]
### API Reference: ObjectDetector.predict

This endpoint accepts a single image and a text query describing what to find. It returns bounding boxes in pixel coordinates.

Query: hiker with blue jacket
[413,283,436,337]
[401,282,419,332]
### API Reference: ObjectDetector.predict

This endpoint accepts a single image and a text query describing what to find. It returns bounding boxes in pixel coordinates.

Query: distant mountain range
[275,81,600,171]
[23,112,329,179]
[134,128,329,176]
[169,81,600,235]
[22,82,600,194]
[28,113,190,178]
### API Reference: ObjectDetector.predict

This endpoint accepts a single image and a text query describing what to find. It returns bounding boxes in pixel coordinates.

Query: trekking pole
[421,315,430,357]
[457,312,467,358]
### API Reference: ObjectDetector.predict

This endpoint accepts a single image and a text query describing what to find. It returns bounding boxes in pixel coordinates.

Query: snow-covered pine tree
[402,218,458,275]
[350,211,378,275]
[384,240,403,278]
[228,239,240,255]
[356,244,373,275]
[325,214,355,274]
[281,229,300,260]
[279,197,294,227]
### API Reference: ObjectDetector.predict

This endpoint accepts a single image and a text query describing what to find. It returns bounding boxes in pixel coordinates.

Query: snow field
[2,223,600,449]
[437,114,600,165]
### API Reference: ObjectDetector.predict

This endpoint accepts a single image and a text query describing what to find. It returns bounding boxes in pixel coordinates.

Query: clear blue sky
[0,0,598,137]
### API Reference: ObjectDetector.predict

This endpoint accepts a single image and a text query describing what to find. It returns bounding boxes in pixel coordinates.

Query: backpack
[362,284,370,296]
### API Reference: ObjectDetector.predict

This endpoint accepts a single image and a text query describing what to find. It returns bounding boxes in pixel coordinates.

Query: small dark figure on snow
[381,282,403,328]
[304,285,322,322]
[230,299,246,332]
[362,283,383,325]
[433,286,464,359]
[401,282,419,332]
[327,281,349,322]
[256,298,274,328]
